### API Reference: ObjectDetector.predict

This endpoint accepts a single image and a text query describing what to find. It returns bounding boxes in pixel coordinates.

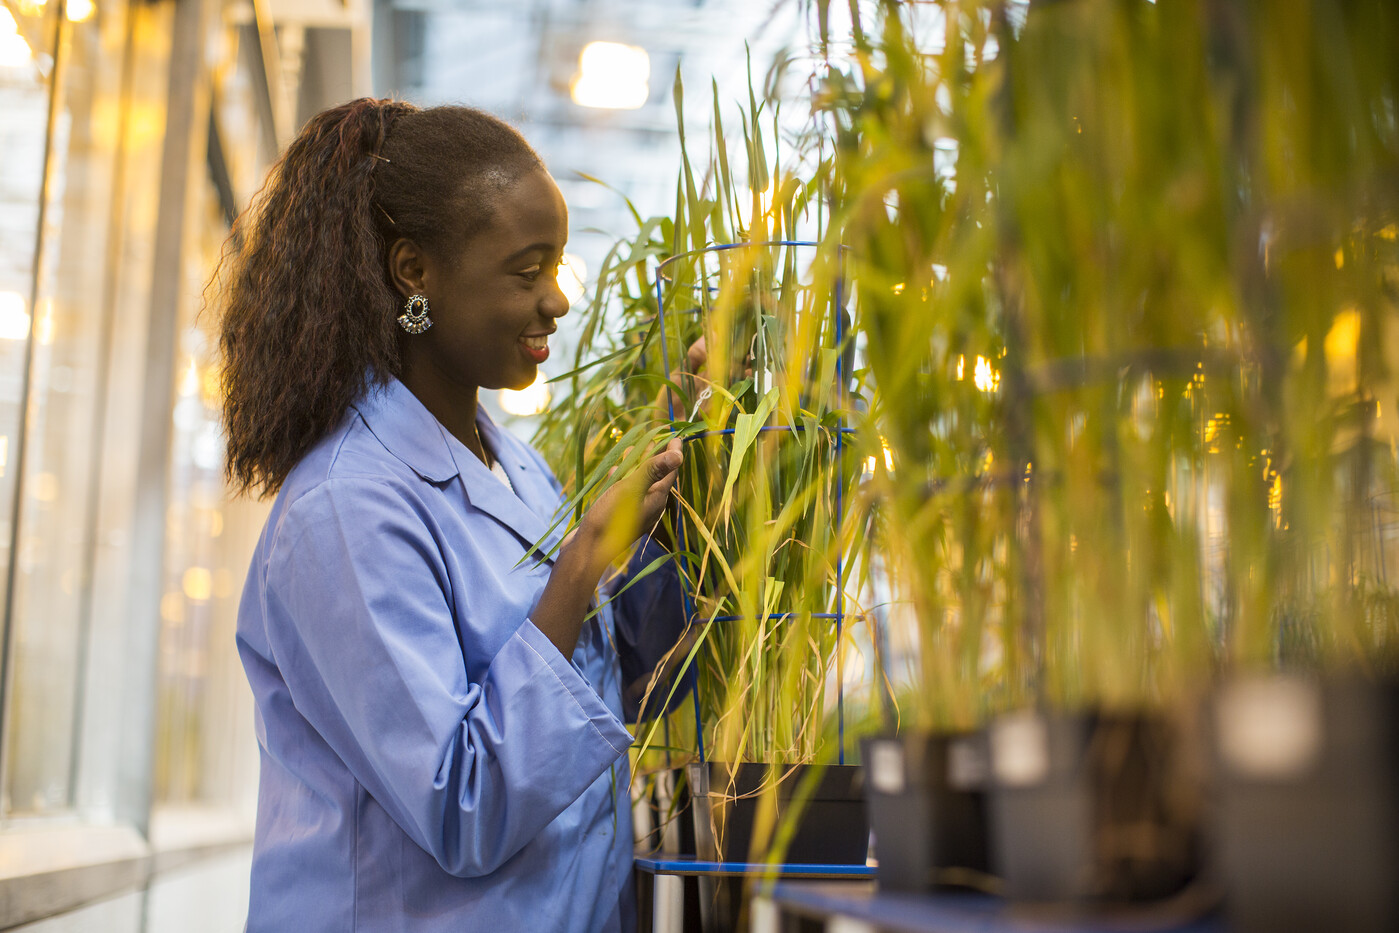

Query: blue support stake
[651,241,853,769]
[834,269,846,766]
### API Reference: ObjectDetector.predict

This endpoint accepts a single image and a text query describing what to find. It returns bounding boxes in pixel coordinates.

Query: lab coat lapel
[466,413,567,565]
[352,378,565,564]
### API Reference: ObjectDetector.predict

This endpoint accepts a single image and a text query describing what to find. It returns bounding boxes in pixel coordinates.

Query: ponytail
[218,98,412,496]
[217,98,541,496]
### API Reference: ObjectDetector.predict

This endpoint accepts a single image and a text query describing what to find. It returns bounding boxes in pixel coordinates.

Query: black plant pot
[685,761,868,865]
[987,711,1202,904]
[862,732,991,891]
[1213,676,1399,933]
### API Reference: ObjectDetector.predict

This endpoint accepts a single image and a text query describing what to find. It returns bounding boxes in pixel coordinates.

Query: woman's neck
[399,369,489,465]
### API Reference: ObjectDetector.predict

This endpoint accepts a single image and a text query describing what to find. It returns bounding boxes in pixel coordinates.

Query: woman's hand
[575,439,682,576]
[532,440,682,658]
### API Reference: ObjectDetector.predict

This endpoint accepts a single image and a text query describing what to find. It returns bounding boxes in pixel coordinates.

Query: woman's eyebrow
[501,243,558,265]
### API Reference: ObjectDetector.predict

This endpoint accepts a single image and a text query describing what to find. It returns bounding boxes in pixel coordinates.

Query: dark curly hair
[216,98,544,496]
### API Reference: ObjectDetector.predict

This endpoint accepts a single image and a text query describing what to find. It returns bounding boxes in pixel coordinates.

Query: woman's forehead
[477,170,569,253]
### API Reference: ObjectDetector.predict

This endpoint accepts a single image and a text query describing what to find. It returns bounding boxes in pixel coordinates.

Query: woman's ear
[387,238,428,299]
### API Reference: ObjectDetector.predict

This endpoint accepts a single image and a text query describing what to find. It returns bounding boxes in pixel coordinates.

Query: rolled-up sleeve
[260,478,633,878]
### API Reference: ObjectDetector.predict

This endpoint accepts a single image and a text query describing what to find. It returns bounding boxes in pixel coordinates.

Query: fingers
[646,438,683,482]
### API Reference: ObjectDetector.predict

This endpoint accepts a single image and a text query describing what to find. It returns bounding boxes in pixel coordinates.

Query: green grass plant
[533,62,872,771]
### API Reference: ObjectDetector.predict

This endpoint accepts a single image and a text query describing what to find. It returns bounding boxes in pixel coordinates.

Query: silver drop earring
[398,294,432,334]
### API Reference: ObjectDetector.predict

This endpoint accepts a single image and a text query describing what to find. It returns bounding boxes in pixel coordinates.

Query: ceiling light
[571,41,649,111]
[66,0,95,22]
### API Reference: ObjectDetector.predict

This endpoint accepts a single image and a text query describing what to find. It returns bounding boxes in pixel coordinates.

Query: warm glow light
[65,0,94,22]
[571,41,650,110]
[31,472,59,502]
[0,291,29,340]
[973,355,1000,392]
[560,253,588,306]
[201,363,222,408]
[180,357,200,396]
[864,439,895,476]
[1325,309,1361,394]
[33,298,53,344]
[160,591,185,625]
[0,9,31,65]
[1324,309,1360,368]
[499,371,551,417]
[183,566,213,601]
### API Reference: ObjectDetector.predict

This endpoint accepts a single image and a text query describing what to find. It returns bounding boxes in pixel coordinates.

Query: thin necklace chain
[473,422,492,468]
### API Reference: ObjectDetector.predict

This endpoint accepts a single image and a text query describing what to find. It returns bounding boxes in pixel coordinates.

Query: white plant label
[991,712,1050,787]
[1218,676,1322,780]
[869,740,906,794]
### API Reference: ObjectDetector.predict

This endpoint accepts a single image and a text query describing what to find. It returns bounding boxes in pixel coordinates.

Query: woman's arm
[259,477,635,878]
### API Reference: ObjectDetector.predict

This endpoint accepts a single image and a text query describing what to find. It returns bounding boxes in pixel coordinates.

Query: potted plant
[534,64,874,874]
[813,1,1013,894]
[822,0,1224,905]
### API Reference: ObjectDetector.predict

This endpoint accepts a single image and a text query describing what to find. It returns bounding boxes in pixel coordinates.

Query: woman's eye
[519,266,542,281]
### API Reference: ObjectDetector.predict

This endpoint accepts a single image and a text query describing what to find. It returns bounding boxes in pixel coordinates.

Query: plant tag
[991,712,1049,787]
[749,897,779,933]
[947,737,988,790]
[828,917,876,933]
[1218,676,1322,781]
[868,740,906,794]
[687,387,713,422]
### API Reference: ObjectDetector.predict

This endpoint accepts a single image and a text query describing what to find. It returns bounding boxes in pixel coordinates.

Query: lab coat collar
[351,376,460,484]
[351,377,565,563]
[462,411,565,565]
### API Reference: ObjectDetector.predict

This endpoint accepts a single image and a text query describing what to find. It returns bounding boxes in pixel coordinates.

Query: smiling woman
[213,99,691,933]
[388,168,570,455]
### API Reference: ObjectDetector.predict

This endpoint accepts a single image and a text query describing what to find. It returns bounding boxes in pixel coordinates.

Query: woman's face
[398,169,570,394]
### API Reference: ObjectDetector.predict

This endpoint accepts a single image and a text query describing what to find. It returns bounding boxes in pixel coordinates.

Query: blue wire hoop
[652,240,854,765]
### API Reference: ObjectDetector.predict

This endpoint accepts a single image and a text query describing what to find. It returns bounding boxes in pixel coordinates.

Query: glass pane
[1,0,126,815]
[153,21,270,809]
[0,0,55,645]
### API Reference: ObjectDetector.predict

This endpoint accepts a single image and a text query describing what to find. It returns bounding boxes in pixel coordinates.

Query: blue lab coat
[236,376,685,932]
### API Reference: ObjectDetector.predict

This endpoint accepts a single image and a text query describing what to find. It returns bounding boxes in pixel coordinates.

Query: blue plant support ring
[652,240,853,765]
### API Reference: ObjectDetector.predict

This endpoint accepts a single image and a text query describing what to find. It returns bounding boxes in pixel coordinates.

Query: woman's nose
[542,273,570,318]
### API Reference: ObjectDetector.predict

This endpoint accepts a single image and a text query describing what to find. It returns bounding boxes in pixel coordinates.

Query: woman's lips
[520,335,549,363]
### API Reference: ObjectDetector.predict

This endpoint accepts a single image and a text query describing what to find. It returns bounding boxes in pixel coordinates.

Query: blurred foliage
[822,0,1399,726]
